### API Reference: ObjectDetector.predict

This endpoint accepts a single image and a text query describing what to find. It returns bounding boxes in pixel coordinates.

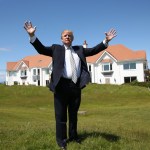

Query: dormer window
[21,70,27,76]
[102,63,112,71]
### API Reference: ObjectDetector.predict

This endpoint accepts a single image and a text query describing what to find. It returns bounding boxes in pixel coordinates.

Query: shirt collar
[64,44,72,50]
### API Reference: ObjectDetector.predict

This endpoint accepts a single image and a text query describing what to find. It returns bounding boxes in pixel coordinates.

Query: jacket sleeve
[83,42,107,57]
[30,38,54,57]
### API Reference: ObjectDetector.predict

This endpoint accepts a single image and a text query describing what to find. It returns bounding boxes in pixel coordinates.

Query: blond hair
[61,30,74,39]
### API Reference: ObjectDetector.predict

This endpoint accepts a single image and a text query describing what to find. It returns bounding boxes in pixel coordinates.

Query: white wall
[88,57,145,85]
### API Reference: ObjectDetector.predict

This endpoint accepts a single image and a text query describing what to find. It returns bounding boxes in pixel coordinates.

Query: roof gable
[7,54,52,71]
[96,51,117,64]
[86,44,146,63]
[17,61,29,70]
[7,62,18,71]
[106,44,146,61]
[23,54,52,68]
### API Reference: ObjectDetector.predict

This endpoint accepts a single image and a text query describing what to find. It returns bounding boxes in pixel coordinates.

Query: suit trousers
[54,77,81,147]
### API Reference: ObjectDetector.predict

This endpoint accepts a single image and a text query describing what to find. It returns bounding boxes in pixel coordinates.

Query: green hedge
[128,80,150,88]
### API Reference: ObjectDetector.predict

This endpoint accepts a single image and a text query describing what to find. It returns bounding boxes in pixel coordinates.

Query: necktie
[68,48,78,83]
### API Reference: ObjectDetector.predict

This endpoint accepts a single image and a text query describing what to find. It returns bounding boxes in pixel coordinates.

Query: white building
[6,44,148,86]
[86,44,147,84]
[6,54,52,86]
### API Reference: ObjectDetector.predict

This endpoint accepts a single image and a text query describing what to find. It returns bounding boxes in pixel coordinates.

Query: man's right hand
[24,21,36,37]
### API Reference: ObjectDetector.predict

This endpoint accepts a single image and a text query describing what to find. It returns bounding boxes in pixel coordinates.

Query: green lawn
[0,84,150,150]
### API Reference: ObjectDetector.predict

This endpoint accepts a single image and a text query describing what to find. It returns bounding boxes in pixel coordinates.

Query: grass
[0,84,150,150]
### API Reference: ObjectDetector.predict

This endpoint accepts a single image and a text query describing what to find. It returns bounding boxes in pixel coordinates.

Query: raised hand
[105,28,117,42]
[24,21,36,37]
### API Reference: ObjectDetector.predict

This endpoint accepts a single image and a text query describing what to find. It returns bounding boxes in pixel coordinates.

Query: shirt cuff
[30,35,36,43]
[103,39,108,47]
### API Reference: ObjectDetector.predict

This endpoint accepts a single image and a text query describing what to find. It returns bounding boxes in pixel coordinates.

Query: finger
[112,30,117,36]
[107,28,113,34]
[24,26,27,30]
[109,29,117,37]
[105,28,113,35]
[24,21,28,27]
[24,21,32,27]
[111,29,116,35]
[24,21,28,29]
[105,32,107,36]
[24,21,31,30]
[24,21,30,28]
[28,21,32,27]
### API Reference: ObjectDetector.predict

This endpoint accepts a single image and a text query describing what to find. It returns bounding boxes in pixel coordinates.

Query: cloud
[0,48,11,52]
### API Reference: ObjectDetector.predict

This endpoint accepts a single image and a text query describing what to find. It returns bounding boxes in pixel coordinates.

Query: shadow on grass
[79,131,120,143]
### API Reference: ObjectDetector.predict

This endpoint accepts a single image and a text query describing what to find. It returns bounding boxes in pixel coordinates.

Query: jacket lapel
[73,46,86,63]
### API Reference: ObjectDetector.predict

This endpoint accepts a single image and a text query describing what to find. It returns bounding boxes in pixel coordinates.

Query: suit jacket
[31,38,107,92]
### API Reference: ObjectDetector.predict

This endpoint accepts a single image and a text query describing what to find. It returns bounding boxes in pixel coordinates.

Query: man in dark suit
[24,21,117,150]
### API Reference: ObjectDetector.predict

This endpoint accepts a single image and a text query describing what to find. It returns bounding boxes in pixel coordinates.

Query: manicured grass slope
[0,84,150,150]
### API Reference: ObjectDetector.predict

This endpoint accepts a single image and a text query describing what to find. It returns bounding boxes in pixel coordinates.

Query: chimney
[83,40,88,48]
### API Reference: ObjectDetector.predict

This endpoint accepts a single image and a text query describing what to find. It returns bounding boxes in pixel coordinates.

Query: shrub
[129,80,150,88]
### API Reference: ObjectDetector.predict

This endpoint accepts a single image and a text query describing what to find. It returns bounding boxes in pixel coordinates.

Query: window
[124,76,137,83]
[123,64,129,70]
[46,80,49,86]
[45,69,49,74]
[130,63,136,69]
[123,63,136,70]
[21,70,27,76]
[102,63,112,71]
[104,64,109,71]
[38,69,40,75]
[9,71,17,77]
[143,63,147,70]
[89,65,91,71]
[33,69,36,75]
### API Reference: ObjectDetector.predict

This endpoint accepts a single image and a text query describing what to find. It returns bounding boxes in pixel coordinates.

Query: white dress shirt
[62,45,81,79]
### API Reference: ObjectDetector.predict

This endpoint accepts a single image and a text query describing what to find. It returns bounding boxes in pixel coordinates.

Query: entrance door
[105,78,110,84]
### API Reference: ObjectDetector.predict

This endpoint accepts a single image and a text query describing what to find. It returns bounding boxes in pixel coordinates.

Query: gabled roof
[23,54,52,68]
[87,44,146,63]
[22,60,29,67]
[7,54,52,71]
[7,62,18,71]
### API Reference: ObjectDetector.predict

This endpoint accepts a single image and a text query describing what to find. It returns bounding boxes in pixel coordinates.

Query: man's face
[61,30,74,47]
